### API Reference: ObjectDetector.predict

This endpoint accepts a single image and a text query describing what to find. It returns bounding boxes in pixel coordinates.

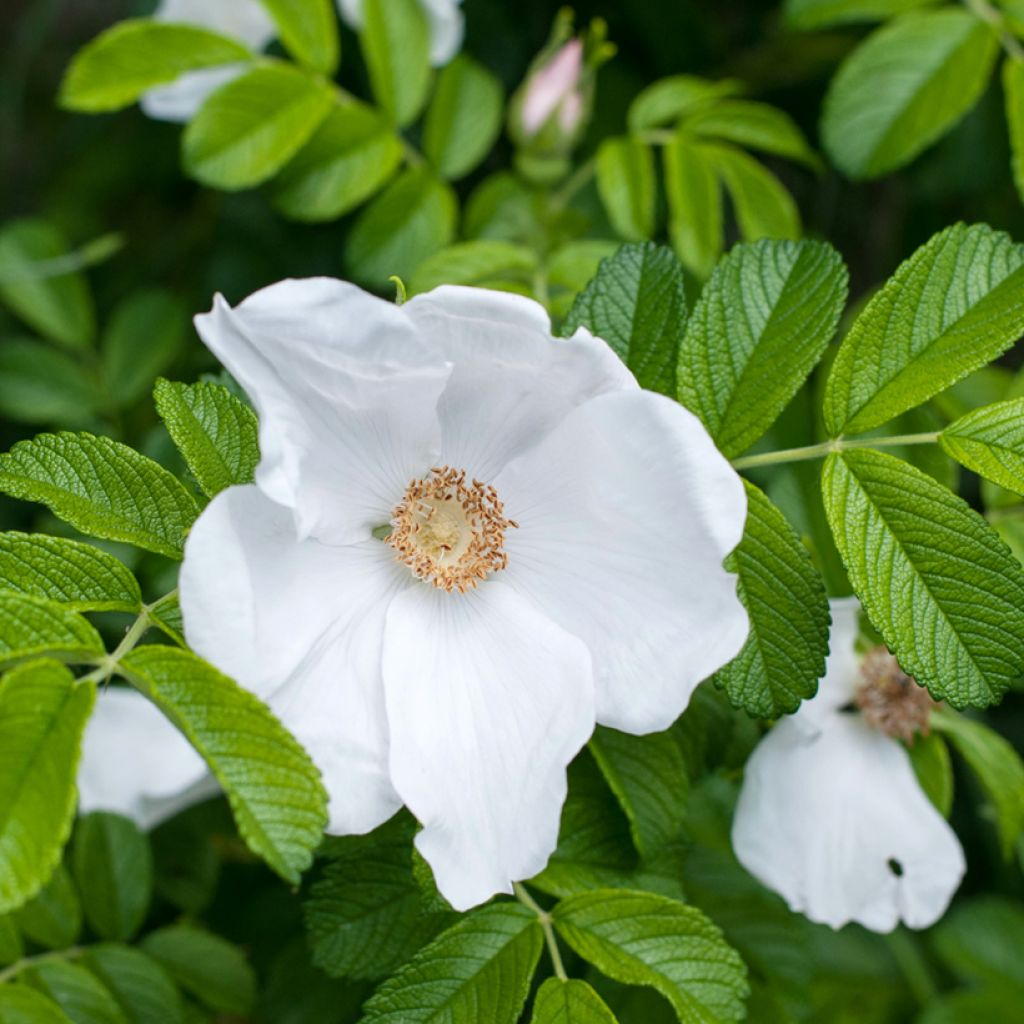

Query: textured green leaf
[25,961,128,1024]
[272,100,402,221]
[0,661,94,913]
[15,863,81,950]
[821,9,998,178]
[715,482,830,718]
[258,0,339,74]
[154,379,259,499]
[409,241,536,296]
[784,0,941,30]
[1005,58,1024,205]
[530,979,619,1024]
[120,646,326,885]
[931,896,1024,988]
[146,592,185,647]
[0,340,100,425]
[907,732,954,818]
[82,945,185,1024]
[679,238,846,457]
[547,241,620,316]
[683,100,820,170]
[0,432,198,559]
[822,448,1024,708]
[941,398,1024,495]
[0,532,140,613]
[553,890,749,1023]
[663,135,722,278]
[824,224,1024,437]
[0,593,104,667]
[424,55,504,180]
[706,145,800,243]
[563,243,687,397]
[59,20,253,112]
[361,0,431,127]
[627,76,742,133]
[596,138,657,242]
[0,983,72,1022]
[182,62,333,190]
[360,903,543,1024]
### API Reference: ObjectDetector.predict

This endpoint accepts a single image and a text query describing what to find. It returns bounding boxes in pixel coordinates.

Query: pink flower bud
[520,39,584,138]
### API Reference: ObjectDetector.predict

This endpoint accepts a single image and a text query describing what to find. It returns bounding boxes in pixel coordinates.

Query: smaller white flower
[77,687,216,830]
[336,0,464,67]
[732,598,966,933]
[141,0,277,123]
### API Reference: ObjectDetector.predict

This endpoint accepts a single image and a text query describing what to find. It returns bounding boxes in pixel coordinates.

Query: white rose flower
[336,0,464,67]
[179,279,749,910]
[732,597,966,933]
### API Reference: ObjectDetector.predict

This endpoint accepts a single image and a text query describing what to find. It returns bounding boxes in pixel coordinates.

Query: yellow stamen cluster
[387,466,517,593]
[855,646,938,743]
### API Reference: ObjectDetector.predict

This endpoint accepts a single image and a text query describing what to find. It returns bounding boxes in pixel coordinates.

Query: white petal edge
[154,0,277,48]
[382,580,594,911]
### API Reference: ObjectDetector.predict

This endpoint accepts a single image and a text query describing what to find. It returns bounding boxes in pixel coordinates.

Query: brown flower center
[854,646,937,743]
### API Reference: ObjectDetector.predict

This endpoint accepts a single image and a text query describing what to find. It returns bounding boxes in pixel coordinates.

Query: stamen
[387,466,517,593]
[854,646,938,743]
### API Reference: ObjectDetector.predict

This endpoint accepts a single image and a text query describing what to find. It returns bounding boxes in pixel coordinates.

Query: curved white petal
[194,280,450,544]
[78,688,214,831]
[180,484,410,833]
[382,581,594,911]
[494,389,748,734]
[405,286,635,481]
[732,714,965,932]
[140,66,248,124]
[336,0,464,66]
[154,0,276,48]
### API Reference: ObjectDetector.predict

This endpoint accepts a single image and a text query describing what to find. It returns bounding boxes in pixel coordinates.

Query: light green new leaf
[553,890,749,1023]
[0,660,94,914]
[182,62,334,190]
[15,863,81,950]
[120,646,326,885]
[0,984,72,1023]
[931,896,1024,988]
[258,0,339,74]
[678,237,847,457]
[59,20,253,113]
[822,449,1024,708]
[25,960,128,1024]
[272,100,402,221]
[941,398,1024,495]
[0,532,140,613]
[0,340,100,425]
[0,219,95,350]
[931,710,1024,858]
[0,432,199,559]
[1004,59,1024,204]
[83,945,185,1024]
[715,482,830,718]
[563,242,687,397]
[707,145,800,243]
[784,0,942,31]
[0,593,104,667]
[821,9,998,179]
[530,978,619,1024]
[824,223,1024,437]
[627,76,743,133]
[663,135,722,278]
[424,55,504,180]
[154,378,259,498]
[596,137,656,242]
[409,241,536,296]
[360,903,542,1024]
[908,732,954,818]
[361,0,431,127]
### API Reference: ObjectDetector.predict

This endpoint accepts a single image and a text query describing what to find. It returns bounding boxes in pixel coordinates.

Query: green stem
[513,882,568,981]
[964,0,1024,62]
[885,928,938,1007]
[551,155,597,209]
[0,946,83,984]
[731,431,941,471]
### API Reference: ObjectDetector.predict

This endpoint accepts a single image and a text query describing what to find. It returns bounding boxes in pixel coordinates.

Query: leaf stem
[964,0,1024,62]
[0,946,83,984]
[885,928,938,1006]
[551,155,597,209]
[513,882,568,981]
[731,431,941,471]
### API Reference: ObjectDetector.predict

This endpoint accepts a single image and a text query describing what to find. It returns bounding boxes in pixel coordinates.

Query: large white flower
[337,0,464,67]
[179,279,748,910]
[732,598,966,932]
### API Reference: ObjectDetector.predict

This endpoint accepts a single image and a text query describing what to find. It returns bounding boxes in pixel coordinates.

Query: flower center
[387,466,517,593]
[854,646,937,743]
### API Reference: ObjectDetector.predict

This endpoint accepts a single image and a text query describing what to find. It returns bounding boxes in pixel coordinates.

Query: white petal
[194,279,450,544]
[494,389,748,734]
[140,66,247,124]
[732,714,965,932]
[335,0,464,66]
[78,688,214,831]
[382,581,594,911]
[404,285,634,481]
[180,484,410,833]
[153,0,276,49]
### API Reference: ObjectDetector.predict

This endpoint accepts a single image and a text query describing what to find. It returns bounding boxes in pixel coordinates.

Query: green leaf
[72,813,152,942]
[627,76,743,133]
[58,20,253,113]
[15,864,81,950]
[423,55,504,180]
[120,646,327,885]
[823,223,1024,437]
[706,145,800,243]
[146,592,185,648]
[82,945,185,1024]
[409,241,536,296]
[0,660,94,913]
[0,220,95,350]
[530,978,619,1023]
[140,925,255,1016]
[257,0,339,74]
[714,481,830,718]
[931,896,1024,988]
[821,9,998,178]
[101,290,186,410]
[916,985,1024,1024]
[931,709,1024,857]
[0,340,101,425]
[0,983,72,1023]
[553,890,749,1023]
[361,0,431,127]
[272,100,402,221]
[908,732,954,817]
[683,100,821,170]
[305,814,455,980]
[1004,58,1024,205]
[596,138,657,242]
[678,238,847,457]
[344,167,457,285]
[360,903,543,1024]
[25,961,128,1024]
[663,135,722,278]
[940,398,1024,495]
[784,0,939,31]
[547,241,621,316]
[821,448,1024,708]
[0,432,199,559]
[563,243,687,397]
[0,914,23,965]
[0,593,104,667]
[0,532,140,613]
[182,62,334,190]
[154,378,259,499]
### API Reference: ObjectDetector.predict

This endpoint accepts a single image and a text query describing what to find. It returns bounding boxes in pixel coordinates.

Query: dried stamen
[854,646,938,743]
